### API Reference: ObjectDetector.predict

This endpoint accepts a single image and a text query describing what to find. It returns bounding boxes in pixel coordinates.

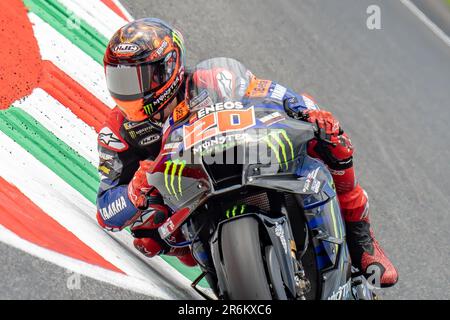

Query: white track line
[112,0,134,21]
[58,0,128,38]
[0,225,171,299]
[19,3,202,298]
[0,129,133,276]
[106,226,205,298]
[0,130,173,289]
[0,130,201,299]
[15,88,202,294]
[400,0,450,48]
[15,88,98,166]
[28,13,115,108]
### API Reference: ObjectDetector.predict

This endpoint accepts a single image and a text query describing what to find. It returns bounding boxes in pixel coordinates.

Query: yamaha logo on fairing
[328,282,351,300]
[113,43,140,55]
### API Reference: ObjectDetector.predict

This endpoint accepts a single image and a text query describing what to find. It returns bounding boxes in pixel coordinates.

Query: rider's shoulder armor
[121,117,163,151]
[97,107,162,195]
[99,106,164,154]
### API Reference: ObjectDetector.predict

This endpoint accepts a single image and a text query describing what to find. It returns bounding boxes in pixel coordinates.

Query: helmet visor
[105,50,177,102]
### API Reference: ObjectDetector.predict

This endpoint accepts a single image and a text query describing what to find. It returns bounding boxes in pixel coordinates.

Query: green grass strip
[23,0,108,64]
[161,256,209,288]
[0,107,99,203]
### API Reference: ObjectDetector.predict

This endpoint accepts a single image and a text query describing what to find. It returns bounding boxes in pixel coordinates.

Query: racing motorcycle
[148,57,375,300]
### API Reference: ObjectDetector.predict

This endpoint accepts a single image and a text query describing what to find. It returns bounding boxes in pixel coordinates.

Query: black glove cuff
[313,140,353,170]
[131,228,171,254]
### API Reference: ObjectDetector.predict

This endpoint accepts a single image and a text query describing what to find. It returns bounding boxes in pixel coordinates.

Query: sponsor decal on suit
[98,127,127,151]
[100,196,128,220]
[139,134,161,146]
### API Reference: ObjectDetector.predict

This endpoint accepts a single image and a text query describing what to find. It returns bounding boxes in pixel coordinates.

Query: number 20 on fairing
[183,106,256,150]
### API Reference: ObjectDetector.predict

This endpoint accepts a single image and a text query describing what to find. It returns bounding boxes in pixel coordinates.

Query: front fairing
[147,100,318,211]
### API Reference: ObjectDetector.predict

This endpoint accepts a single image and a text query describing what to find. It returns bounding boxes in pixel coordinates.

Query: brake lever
[283,103,344,146]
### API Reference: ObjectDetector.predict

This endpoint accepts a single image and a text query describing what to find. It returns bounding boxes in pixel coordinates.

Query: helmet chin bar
[151,98,178,123]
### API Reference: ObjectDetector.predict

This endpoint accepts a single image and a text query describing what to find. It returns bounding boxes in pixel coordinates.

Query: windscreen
[186,57,253,110]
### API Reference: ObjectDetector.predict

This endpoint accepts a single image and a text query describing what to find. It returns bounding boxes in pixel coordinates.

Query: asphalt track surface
[0,242,150,300]
[2,0,449,300]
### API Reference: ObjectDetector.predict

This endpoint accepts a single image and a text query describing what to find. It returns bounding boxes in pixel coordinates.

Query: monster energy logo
[143,103,154,115]
[263,130,294,170]
[164,159,186,200]
[226,204,247,219]
[172,31,185,55]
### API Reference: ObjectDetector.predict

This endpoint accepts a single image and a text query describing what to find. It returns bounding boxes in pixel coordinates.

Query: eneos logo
[183,103,256,150]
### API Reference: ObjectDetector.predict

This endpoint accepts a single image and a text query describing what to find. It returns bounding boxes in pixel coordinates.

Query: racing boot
[338,185,398,287]
[304,109,398,287]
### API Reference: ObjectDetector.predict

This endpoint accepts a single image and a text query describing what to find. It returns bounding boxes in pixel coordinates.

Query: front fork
[260,214,312,299]
[186,209,313,300]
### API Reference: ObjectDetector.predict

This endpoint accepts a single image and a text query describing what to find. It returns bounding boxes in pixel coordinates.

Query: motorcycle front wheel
[220,217,273,300]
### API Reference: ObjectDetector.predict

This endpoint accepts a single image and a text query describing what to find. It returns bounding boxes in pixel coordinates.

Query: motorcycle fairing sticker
[183,104,256,150]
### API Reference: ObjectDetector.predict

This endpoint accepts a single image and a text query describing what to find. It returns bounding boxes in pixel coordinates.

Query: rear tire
[220,217,273,300]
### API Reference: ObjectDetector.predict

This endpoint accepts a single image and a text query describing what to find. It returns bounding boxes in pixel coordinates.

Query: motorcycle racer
[96,18,398,287]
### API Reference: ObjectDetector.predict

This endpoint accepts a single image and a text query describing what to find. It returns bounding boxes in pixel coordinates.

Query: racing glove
[302,109,342,146]
[302,109,354,170]
[127,160,155,209]
[128,160,171,232]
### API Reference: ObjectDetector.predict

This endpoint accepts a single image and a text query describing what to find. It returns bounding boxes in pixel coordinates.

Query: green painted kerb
[161,256,209,288]
[0,105,209,288]
[17,0,209,290]
[0,107,99,203]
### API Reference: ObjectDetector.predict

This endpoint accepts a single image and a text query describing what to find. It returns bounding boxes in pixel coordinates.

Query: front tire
[220,217,273,300]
